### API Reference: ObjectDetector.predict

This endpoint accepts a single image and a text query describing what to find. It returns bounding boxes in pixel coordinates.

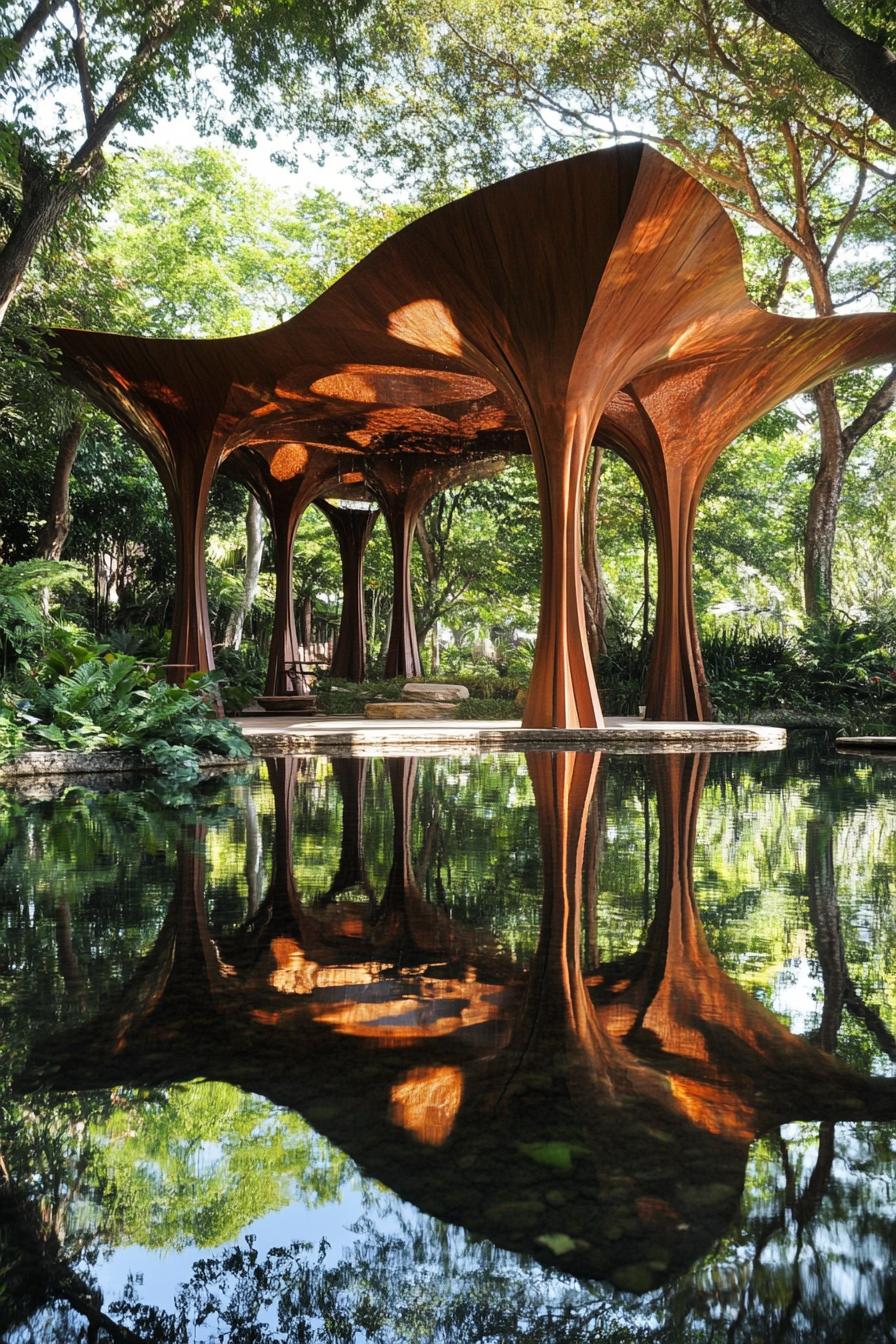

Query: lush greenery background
[2,2,896,736]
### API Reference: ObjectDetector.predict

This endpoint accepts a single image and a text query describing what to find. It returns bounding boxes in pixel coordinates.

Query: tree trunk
[301,594,313,648]
[804,380,846,617]
[380,602,392,674]
[413,511,438,667]
[317,500,377,682]
[11,0,66,55]
[641,495,652,650]
[266,507,306,696]
[369,588,380,661]
[0,167,84,325]
[583,764,607,971]
[805,819,846,1052]
[223,494,264,651]
[244,788,262,916]
[39,419,83,614]
[39,419,82,561]
[54,897,86,1009]
[383,499,423,679]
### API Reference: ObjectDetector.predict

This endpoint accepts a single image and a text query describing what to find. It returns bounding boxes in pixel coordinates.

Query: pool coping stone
[232,714,786,756]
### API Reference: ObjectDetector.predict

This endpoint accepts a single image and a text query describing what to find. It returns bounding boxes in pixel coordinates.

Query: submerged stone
[535,1232,577,1256]
[483,1198,546,1230]
[516,1140,589,1171]
[611,1263,657,1295]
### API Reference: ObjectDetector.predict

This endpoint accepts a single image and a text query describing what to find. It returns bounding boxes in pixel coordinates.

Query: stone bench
[401,683,469,704]
[363,684,471,720]
[364,701,457,720]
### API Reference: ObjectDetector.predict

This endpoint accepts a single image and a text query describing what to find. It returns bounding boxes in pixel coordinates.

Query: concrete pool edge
[232,714,787,756]
[0,720,788,781]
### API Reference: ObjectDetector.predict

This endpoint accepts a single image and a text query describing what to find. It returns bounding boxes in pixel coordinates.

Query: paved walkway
[231,714,786,757]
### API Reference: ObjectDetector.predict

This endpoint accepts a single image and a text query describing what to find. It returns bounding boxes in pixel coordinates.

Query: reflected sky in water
[2,745,896,1342]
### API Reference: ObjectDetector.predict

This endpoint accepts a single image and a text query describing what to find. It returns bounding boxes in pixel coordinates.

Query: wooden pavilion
[51,144,896,727]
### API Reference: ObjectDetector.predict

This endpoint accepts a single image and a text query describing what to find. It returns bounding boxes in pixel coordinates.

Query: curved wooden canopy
[51,144,896,726]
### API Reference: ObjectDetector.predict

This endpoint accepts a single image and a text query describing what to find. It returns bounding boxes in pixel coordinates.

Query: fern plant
[0,706,27,762]
[18,654,250,775]
[0,560,86,671]
[0,559,84,628]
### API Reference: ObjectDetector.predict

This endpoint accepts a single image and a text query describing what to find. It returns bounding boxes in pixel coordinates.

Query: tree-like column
[315,500,379,682]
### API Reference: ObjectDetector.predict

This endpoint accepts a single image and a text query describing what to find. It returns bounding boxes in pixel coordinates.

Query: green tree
[97,148,415,338]
[0,0,377,323]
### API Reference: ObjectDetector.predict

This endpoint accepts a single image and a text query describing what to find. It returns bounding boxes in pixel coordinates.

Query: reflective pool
[2,746,896,1342]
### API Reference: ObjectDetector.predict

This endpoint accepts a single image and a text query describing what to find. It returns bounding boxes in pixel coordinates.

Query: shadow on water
[4,748,896,1339]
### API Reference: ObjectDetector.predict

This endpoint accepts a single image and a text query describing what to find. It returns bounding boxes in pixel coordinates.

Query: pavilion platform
[231,713,785,757]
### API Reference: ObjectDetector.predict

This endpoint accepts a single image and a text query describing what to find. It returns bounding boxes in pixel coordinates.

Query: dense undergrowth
[599,618,896,731]
[314,616,896,732]
[0,562,249,777]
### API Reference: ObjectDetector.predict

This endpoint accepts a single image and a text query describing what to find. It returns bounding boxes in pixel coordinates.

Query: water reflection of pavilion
[23,752,896,1294]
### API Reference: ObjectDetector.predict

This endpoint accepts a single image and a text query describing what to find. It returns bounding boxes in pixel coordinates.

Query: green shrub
[315,674,525,716]
[454,674,521,700]
[587,620,896,730]
[214,644,267,714]
[799,616,894,701]
[105,624,168,660]
[456,697,520,720]
[701,619,896,729]
[0,560,85,668]
[30,624,112,681]
[438,640,535,686]
[594,638,649,715]
[314,676,409,714]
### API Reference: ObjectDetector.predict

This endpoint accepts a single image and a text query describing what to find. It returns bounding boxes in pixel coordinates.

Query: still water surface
[2,746,896,1342]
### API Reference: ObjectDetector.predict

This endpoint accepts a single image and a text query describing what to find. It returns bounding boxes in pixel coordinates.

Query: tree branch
[825,162,866,269]
[414,515,436,583]
[743,0,896,134]
[842,365,896,454]
[845,986,896,1062]
[9,0,65,55]
[67,1,191,180]
[779,121,834,311]
[771,249,794,309]
[69,0,96,132]
[781,120,812,244]
[696,0,750,82]
[726,125,806,256]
